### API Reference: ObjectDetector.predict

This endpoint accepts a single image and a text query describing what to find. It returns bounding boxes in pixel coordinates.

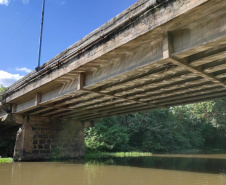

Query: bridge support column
[13,117,84,161]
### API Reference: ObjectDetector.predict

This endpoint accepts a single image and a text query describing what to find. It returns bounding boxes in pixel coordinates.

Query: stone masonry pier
[13,118,84,161]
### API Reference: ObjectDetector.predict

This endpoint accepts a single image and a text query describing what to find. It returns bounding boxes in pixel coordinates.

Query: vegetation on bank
[0,84,6,95]
[85,99,226,153]
[0,157,13,163]
[85,151,152,159]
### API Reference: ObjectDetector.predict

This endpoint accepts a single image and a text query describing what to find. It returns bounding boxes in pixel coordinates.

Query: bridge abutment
[13,117,84,161]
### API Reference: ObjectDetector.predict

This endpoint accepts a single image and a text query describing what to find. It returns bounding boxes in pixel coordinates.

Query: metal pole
[36,0,46,71]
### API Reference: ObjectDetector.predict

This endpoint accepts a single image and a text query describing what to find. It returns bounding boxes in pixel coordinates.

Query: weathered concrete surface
[13,118,84,161]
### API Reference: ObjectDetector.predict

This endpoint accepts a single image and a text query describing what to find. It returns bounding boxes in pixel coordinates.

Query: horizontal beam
[139,83,219,102]
[52,99,126,118]
[163,32,226,88]
[77,91,226,121]
[64,86,225,120]
[84,9,226,91]
[127,77,206,99]
[190,50,226,67]
[163,94,226,108]
[169,56,226,88]
[161,90,226,106]
[152,88,226,105]
[15,74,81,114]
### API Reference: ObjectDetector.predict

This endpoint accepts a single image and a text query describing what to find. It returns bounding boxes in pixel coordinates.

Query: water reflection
[91,155,226,174]
[0,154,225,185]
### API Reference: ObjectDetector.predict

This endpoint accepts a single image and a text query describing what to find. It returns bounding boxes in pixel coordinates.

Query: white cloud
[0,0,10,6]
[0,0,29,6]
[22,0,29,4]
[0,70,23,87]
[16,67,32,73]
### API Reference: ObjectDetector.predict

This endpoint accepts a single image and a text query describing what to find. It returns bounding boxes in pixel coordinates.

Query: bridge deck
[1,0,226,122]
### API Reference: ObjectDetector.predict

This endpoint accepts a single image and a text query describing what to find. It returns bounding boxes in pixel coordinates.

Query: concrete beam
[84,40,163,89]
[15,76,80,114]
[35,93,42,106]
[84,10,226,90]
[162,32,226,89]
[172,13,226,58]
[77,73,85,90]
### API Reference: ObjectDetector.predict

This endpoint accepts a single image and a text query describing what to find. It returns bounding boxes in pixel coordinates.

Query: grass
[0,158,13,163]
[85,152,152,159]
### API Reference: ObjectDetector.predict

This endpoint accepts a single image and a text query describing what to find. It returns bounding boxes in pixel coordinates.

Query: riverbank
[85,152,152,159]
[1,149,225,163]
[0,152,152,163]
[0,158,13,163]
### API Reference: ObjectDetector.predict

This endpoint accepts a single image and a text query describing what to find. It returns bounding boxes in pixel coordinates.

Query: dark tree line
[85,99,226,153]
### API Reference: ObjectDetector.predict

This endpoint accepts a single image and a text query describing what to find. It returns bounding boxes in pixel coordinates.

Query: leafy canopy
[0,84,6,95]
[85,99,226,153]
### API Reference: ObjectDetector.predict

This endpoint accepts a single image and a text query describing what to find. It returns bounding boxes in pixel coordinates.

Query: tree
[85,99,226,153]
[0,84,6,98]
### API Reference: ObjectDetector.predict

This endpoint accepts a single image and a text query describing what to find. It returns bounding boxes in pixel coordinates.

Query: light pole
[36,0,46,71]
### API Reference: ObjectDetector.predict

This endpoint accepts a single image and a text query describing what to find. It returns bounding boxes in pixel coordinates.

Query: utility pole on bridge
[36,0,46,71]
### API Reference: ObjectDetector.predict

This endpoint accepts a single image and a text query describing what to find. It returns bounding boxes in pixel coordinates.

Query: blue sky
[0,0,137,87]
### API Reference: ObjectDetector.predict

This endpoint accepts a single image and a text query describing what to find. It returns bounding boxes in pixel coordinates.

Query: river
[0,154,226,185]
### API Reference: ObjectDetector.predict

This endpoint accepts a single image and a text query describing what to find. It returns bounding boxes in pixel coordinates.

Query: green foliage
[0,84,7,101]
[0,157,13,163]
[85,118,130,151]
[85,99,226,153]
[0,84,6,95]
[85,151,152,159]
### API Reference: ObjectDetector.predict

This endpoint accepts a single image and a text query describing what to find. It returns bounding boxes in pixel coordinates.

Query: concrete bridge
[0,0,226,161]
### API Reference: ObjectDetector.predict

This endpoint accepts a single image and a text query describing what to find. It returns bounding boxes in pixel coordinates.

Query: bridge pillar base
[13,118,84,161]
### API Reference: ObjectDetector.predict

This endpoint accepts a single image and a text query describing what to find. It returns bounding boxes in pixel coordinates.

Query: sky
[0,0,137,87]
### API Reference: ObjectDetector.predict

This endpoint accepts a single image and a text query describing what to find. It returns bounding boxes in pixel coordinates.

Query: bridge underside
[0,0,226,160]
[3,0,225,122]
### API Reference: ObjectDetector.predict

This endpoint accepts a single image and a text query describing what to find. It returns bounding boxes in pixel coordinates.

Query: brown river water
[0,154,226,185]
